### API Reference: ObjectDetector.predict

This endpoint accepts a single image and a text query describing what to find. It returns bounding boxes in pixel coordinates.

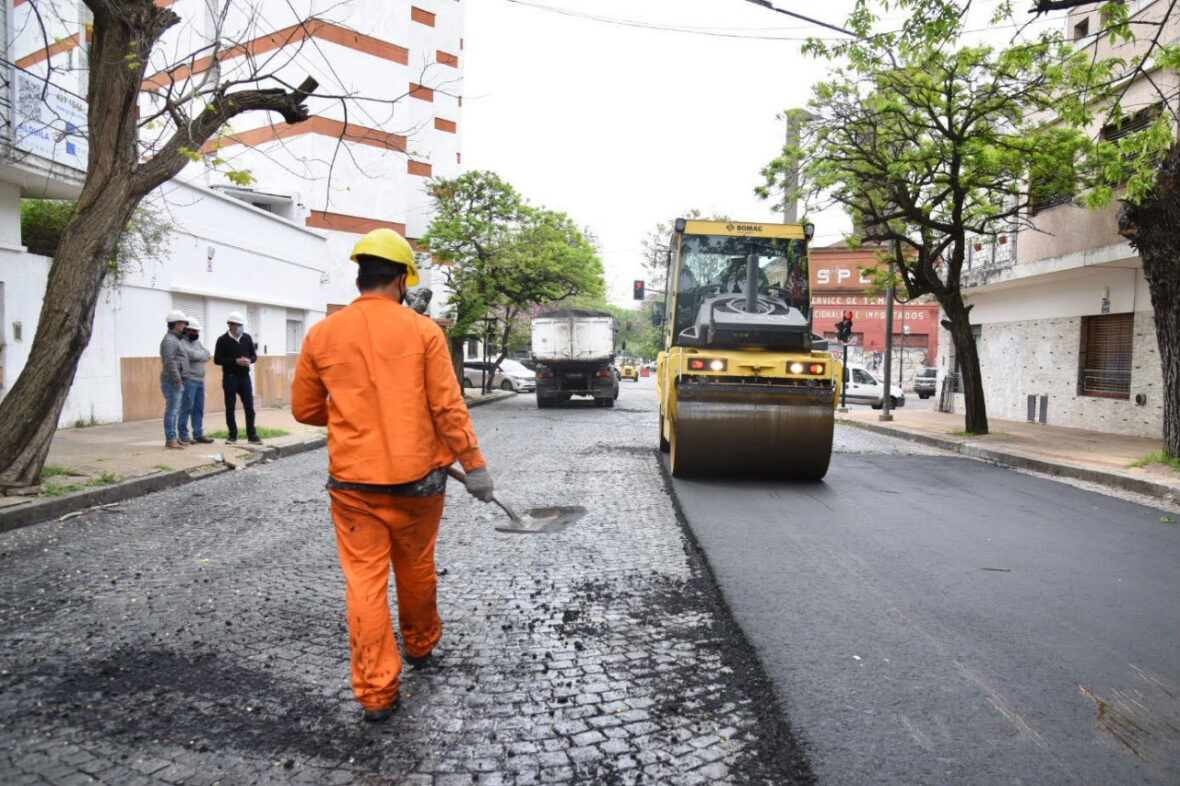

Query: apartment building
[955,1,1176,437]
[0,1,464,424]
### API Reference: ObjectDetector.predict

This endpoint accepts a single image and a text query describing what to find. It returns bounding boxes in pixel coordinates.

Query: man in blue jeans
[160,310,190,449]
[178,317,214,445]
[213,311,261,444]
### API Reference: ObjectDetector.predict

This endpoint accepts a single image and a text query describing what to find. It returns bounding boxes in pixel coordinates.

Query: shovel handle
[445,466,523,523]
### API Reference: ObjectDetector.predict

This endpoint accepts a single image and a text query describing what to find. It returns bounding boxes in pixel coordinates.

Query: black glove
[464,467,494,502]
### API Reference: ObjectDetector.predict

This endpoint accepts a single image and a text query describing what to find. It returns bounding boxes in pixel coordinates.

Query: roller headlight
[687,358,728,372]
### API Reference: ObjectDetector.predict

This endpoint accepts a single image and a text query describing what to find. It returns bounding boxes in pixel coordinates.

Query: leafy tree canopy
[424,170,604,370]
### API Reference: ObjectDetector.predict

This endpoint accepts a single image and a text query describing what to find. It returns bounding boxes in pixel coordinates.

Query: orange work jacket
[292,293,486,484]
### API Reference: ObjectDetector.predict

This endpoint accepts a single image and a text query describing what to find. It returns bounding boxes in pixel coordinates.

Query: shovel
[446,467,587,534]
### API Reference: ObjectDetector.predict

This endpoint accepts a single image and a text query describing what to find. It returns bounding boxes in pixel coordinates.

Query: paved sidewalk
[840,406,1180,509]
[0,391,515,531]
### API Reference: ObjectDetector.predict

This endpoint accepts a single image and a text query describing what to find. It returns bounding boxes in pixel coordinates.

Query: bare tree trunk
[1119,143,1180,458]
[943,296,989,435]
[0,0,314,490]
[450,334,466,389]
[0,199,135,488]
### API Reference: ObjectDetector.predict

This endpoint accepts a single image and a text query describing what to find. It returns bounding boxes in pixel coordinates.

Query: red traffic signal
[633,280,645,300]
[837,311,854,342]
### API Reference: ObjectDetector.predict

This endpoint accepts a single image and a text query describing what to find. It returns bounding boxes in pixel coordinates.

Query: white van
[842,363,905,409]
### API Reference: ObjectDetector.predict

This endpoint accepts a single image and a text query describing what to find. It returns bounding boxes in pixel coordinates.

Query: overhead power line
[501,0,844,40]
[742,0,858,37]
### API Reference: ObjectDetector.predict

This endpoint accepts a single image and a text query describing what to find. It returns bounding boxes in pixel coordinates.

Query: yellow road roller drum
[653,219,840,480]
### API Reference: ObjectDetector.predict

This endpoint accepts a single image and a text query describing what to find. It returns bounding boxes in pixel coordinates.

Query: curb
[0,435,327,535]
[0,394,516,535]
[465,390,516,408]
[841,418,1179,505]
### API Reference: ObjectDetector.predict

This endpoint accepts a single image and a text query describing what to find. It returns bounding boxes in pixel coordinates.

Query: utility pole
[880,241,898,421]
[782,110,812,224]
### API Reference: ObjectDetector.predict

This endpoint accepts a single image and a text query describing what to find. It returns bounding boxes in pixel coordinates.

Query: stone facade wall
[960,311,1163,438]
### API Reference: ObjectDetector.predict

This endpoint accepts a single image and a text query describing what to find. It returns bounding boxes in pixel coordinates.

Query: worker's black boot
[362,703,397,722]
[404,651,433,667]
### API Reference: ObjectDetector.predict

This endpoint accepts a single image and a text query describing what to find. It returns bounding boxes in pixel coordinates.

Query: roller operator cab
[655,219,841,479]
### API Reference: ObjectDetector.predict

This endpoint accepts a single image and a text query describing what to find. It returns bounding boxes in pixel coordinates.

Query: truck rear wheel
[537,395,555,409]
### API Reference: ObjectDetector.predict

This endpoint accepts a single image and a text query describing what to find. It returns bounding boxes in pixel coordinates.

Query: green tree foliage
[759,0,1101,435]
[424,171,604,372]
[21,199,171,287]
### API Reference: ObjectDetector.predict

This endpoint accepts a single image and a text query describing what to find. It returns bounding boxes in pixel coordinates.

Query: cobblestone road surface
[0,380,918,785]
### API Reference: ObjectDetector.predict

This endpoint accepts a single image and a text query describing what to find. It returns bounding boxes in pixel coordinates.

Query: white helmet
[186,317,202,331]
[225,311,246,325]
[166,309,188,324]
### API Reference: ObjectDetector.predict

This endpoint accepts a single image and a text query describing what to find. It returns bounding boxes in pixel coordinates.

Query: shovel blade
[494,505,588,534]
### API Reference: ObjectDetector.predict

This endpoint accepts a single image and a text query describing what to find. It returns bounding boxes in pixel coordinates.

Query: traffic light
[633,280,645,300]
[837,310,854,342]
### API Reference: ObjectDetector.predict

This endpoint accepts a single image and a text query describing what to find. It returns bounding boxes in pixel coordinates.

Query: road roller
[654,218,841,480]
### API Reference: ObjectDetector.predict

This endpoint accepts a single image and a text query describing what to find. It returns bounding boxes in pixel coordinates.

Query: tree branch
[131,76,318,196]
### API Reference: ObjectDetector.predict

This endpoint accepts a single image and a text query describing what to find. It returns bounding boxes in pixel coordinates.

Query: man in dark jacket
[213,311,260,444]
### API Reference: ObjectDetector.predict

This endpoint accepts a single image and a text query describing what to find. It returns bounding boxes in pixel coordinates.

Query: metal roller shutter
[1079,313,1133,399]
[170,294,206,330]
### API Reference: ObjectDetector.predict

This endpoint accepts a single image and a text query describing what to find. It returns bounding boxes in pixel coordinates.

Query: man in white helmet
[213,311,260,444]
[159,310,190,449]
[178,317,214,445]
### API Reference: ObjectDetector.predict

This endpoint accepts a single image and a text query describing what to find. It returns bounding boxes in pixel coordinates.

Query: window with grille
[1028,176,1073,215]
[1078,314,1133,399]
[1099,103,1163,186]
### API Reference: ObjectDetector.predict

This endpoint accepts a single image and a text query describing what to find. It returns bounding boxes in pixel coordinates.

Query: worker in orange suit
[292,228,494,722]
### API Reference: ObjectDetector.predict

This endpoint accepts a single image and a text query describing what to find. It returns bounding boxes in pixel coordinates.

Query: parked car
[842,363,905,409]
[914,366,939,399]
[463,360,536,392]
[498,359,537,392]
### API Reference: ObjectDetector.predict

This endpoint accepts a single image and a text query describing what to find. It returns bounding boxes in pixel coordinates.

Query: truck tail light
[595,369,613,378]
[687,358,727,372]
[537,369,553,379]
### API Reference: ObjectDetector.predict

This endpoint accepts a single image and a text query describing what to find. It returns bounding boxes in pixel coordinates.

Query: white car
[842,363,905,409]
[463,360,536,392]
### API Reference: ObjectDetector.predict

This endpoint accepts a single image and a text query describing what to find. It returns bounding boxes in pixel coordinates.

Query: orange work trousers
[330,488,445,710]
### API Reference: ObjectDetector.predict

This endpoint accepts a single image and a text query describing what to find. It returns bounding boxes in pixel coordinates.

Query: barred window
[1028,177,1073,215]
[1078,314,1133,399]
[1100,104,1161,143]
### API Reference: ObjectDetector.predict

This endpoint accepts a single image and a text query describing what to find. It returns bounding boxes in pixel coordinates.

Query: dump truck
[654,219,841,479]
[531,309,618,408]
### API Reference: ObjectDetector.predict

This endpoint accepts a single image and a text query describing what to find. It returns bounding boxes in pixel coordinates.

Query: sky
[461,0,1063,306]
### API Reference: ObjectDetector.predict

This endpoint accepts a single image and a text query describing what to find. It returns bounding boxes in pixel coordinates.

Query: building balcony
[0,66,87,199]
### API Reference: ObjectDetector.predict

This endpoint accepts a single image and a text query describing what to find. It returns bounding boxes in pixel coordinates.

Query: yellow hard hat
[350,228,419,286]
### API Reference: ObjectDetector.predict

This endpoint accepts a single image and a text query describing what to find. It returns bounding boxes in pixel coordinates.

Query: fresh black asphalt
[668,449,1180,785]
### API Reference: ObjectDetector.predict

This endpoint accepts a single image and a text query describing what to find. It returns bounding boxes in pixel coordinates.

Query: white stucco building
[0,0,465,424]
[146,0,466,317]
[953,1,1175,439]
